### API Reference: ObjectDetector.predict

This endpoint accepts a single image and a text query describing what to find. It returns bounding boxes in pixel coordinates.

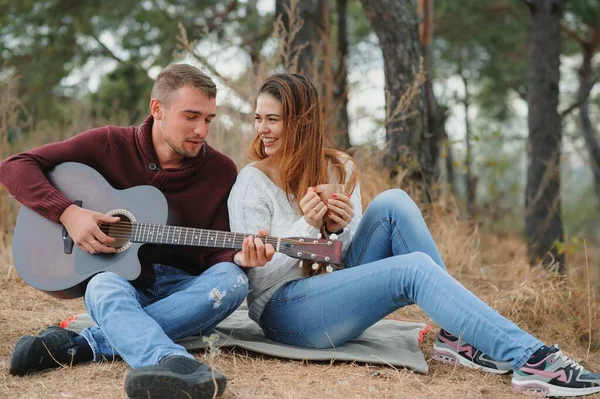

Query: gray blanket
[64,304,430,374]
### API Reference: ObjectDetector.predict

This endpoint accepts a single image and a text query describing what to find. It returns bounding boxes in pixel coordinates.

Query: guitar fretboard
[131,222,279,249]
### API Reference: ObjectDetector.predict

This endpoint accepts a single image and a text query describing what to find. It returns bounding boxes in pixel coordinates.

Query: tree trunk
[276,0,326,75]
[461,65,476,217]
[433,104,457,194]
[247,0,266,72]
[578,28,600,225]
[276,0,351,150]
[442,123,456,193]
[359,0,431,189]
[525,0,565,272]
[334,0,351,150]
[418,0,442,197]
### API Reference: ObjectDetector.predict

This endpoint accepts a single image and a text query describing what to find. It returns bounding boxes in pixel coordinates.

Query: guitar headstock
[276,237,343,265]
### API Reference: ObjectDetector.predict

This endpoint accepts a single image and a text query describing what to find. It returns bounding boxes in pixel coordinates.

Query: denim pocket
[265,328,316,349]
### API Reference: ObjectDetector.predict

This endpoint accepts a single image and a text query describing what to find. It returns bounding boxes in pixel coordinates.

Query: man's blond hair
[151,64,217,106]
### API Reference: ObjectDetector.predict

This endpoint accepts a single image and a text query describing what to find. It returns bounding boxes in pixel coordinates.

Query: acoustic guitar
[11,163,342,299]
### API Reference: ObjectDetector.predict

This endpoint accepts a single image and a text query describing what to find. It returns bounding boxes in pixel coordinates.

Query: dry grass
[0,176,599,398]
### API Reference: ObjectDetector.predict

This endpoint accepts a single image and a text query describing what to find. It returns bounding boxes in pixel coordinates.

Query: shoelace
[555,351,585,372]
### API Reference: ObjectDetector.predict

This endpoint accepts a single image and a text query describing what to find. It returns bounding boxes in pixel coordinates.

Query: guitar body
[12,162,169,299]
[12,163,344,300]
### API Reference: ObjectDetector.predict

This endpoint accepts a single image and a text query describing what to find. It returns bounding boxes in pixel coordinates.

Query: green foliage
[0,0,267,122]
[562,166,600,238]
[89,63,152,125]
[553,236,581,257]
[561,0,600,58]
[434,0,528,121]
[566,0,600,29]
[347,0,373,46]
[234,0,274,65]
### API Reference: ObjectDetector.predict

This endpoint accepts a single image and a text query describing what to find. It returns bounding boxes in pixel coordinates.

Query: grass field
[1,192,598,399]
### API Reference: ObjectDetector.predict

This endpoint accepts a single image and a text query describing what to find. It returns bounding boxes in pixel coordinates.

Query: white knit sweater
[227,160,362,324]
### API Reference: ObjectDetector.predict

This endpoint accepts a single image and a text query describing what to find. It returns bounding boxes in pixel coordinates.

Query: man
[0,63,274,399]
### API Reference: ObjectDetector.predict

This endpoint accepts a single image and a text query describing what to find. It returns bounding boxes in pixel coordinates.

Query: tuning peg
[317,233,322,239]
[329,233,338,240]
[326,265,333,273]
[312,262,319,270]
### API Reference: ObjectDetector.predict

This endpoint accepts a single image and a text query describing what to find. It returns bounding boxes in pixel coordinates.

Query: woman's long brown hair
[249,73,358,208]
[249,73,359,275]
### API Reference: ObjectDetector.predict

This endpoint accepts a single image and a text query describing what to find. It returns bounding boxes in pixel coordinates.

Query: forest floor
[1,205,599,398]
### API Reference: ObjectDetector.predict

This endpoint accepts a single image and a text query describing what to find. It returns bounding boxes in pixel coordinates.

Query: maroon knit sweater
[0,115,238,284]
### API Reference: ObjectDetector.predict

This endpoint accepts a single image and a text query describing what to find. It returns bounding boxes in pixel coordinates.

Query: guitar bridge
[62,200,82,254]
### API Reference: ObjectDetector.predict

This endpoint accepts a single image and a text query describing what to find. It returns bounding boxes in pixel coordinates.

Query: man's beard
[161,122,202,158]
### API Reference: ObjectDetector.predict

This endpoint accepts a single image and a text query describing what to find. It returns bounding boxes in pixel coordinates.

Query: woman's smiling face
[254,93,284,157]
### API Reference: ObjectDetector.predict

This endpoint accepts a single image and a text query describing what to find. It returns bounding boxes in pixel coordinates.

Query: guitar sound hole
[100,214,132,250]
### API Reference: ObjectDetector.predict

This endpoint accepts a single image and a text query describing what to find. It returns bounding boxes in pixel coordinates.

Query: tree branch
[515,85,527,101]
[560,20,587,46]
[218,103,251,119]
[508,81,527,101]
[240,24,273,48]
[560,78,598,119]
[89,31,126,65]
[203,1,239,32]
[176,23,251,103]
[590,27,600,53]
[561,100,582,120]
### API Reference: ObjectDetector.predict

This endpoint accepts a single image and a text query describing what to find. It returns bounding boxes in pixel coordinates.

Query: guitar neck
[131,222,277,250]
[123,221,342,265]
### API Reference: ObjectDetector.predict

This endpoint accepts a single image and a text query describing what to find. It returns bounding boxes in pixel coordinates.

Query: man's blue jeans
[79,262,248,368]
[260,189,543,369]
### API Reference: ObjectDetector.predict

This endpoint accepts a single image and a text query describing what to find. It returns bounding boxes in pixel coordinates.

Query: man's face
[157,85,217,158]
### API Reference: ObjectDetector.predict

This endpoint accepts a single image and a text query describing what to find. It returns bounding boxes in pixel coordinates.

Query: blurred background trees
[523,0,564,272]
[2,0,600,276]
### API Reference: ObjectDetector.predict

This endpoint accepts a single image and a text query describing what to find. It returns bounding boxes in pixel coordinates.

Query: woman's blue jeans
[79,262,248,368]
[260,189,542,369]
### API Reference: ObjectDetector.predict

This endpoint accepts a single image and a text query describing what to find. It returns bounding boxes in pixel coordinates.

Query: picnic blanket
[62,303,431,374]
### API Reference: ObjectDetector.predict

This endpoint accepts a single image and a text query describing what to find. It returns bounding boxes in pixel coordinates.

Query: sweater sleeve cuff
[333,227,351,240]
[331,227,352,246]
[298,217,321,237]
[331,227,352,259]
[38,191,76,223]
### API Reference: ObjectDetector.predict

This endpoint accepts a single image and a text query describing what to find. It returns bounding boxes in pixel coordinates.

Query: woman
[227,73,600,397]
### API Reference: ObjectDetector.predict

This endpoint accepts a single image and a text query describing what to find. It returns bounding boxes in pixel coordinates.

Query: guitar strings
[97,232,333,248]
[100,230,332,246]
[98,224,334,245]
[95,224,339,261]
[93,237,335,261]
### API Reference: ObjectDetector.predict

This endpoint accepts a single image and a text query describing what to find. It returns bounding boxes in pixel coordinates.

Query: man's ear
[150,98,163,119]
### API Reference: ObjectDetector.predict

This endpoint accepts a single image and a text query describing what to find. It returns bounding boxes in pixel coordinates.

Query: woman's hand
[299,187,328,229]
[325,193,354,234]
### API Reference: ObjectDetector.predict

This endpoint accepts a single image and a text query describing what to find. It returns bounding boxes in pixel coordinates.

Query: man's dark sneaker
[9,326,93,376]
[432,329,512,374]
[512,345,600,397]
[124,355,227,399]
